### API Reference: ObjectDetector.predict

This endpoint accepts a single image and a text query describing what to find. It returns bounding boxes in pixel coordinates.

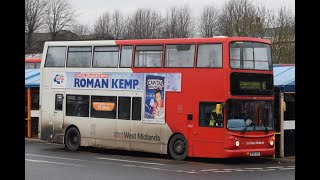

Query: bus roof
[44,37,271,46]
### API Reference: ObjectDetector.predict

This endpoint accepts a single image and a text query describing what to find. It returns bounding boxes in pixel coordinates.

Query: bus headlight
[235,140,240,147]
[269,140,274,146]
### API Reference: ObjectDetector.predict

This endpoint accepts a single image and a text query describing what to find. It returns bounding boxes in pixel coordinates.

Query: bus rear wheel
[65,127,81,151]
[169,134,188,160]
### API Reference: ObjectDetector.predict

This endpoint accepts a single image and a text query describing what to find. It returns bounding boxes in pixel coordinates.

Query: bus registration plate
[250,152,260,156]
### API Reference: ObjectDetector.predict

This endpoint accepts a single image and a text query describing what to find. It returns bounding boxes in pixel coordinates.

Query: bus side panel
[63,116,93,147]
[129,121,173,154]
[90,117,172,154]
[39,69,57,142]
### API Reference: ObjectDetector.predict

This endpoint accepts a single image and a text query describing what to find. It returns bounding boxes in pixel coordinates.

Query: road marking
[138,166,166,171]
[266,166,284,169]
[137,166,180,172]
[25,159,83,167]
[286,166,295,168]
[223,168,242,171]
[96,157,166,166]
[26,154,91,162]
[176,170,191,173]
[279,168,295,170]
[258,169,276,171]
[136,166,198,174]
[213,170,232,173]
[200,169,219,172]
[186,171,200,174]
[244,167,263,170]
[234,169,254,172]
[122,165,136,167]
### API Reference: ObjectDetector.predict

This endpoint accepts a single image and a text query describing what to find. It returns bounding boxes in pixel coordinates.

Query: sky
[68,0,295,27]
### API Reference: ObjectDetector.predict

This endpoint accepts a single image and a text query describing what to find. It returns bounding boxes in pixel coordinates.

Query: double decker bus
[39,37,274,160]
[25,54,42,69]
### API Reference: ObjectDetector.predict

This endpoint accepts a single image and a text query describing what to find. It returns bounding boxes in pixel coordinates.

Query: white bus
[39,40,183,159]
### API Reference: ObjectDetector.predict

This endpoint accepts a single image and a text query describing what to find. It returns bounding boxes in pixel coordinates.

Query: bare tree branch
[111,10,124,39]
[93,12,113,39]
[218,0,270,37]
[71,22,90,38]
[269,7,295,63]
[199,5,220,37]
[25,0,47,52]
[124,8,163,39]
[43,0,76,40]
[163,5,195,38]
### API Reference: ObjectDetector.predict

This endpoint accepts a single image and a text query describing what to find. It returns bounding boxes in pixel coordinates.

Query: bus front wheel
[65,127,81,151]
[169,134,188,160]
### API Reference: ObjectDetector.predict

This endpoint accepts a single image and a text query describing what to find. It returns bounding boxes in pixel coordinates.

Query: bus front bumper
[223,148,275,158]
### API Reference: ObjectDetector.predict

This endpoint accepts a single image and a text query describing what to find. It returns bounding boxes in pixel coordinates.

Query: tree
[163,5,195,38]
[93,12,113,40]
[149,10,164,39]
[25,0,47,52]
[199,5,220,37]
[218,0,270,38]
[71,23,91,39]
[122,16,132,39]
[124,9,163,39]
[71,22,91,39]
[111,10,124,39]
[43,0,76,40]
[269,7,295,63]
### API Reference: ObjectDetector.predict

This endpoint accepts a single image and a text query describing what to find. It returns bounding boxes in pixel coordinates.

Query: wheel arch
[64,125,81,145]
[167,132,187,155]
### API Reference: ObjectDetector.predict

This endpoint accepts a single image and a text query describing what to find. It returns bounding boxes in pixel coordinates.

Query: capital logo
[54,74,64,84]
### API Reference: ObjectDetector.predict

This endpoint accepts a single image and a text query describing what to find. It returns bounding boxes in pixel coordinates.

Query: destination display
[239,81,267,90]
[230,73,273,95]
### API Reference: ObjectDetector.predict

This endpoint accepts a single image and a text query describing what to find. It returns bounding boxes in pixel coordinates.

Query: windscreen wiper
[240,119,252,134]
[260,119,269,134]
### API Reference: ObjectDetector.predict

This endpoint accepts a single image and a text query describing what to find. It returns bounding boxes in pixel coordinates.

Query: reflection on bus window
[66,95,89,117]
[165,44,195,67]
[120,46,133,67]
[67,47,92,67]
[230,42,271,70]
[227,100,273,131]
[93,46,119,68]
[135,46,162,67]
[55,94,63,111]
[197,44,222,68]
[45,47,66,67]
[118,97,131,120]
[132,97,142,120]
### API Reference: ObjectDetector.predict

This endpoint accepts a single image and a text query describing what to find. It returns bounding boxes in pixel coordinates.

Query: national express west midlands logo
[54,74,64,84]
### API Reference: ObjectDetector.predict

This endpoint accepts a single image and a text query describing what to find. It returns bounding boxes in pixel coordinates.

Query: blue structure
[25,69,40,87]
[273,64,295,92]
[272,64,295,158]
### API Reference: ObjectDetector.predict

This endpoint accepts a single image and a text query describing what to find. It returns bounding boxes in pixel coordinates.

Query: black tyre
[65,127,81,151]
[168,134,188,160]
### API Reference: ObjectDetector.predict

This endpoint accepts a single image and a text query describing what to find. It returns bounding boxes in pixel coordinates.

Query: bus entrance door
[190,102,225,157]
[52,92,65,143]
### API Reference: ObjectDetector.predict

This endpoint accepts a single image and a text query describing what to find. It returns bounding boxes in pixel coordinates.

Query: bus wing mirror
[216,104,222,115]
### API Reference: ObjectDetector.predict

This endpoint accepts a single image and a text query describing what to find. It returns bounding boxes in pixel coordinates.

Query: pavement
[272,156,295,163]
[25,137,295,164]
